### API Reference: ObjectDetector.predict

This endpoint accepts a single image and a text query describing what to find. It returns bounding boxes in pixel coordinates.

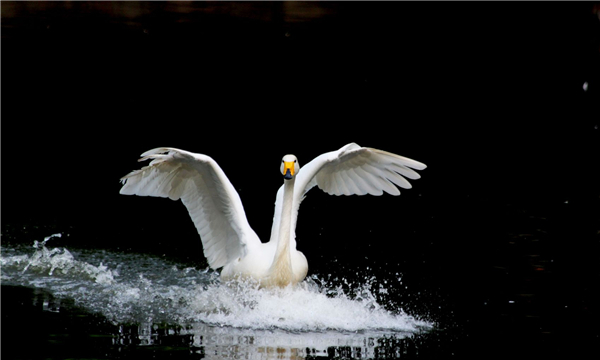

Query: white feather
[120,148,260,269]
[288,143,426,234]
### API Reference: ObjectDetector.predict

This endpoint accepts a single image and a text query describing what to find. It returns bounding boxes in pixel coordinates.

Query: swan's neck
[269,178,295,286]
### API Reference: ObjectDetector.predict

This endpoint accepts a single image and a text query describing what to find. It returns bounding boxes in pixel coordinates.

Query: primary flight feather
[120,143,426,288]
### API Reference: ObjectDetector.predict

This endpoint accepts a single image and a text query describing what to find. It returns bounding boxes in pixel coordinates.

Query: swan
[119,143,426,288]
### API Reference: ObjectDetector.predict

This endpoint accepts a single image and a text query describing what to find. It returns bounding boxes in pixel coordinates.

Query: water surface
[2,233,443,359]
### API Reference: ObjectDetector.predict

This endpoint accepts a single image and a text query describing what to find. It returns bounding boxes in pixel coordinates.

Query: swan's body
[120,143,426,288]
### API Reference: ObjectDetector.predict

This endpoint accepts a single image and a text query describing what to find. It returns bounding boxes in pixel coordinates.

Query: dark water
[0,237,433,359]
[2,199,598,359]
[2,2,599,359]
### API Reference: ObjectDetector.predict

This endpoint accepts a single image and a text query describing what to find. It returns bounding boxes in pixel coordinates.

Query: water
[5,207,597,359]
[2,233,440,359]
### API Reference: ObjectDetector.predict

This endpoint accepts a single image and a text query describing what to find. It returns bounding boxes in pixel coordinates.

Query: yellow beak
[283,161,295,179]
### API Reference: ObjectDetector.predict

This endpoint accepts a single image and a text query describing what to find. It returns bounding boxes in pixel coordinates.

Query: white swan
[119,143,426,288]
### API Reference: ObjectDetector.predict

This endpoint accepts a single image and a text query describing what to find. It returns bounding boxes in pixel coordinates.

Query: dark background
[2,1,599,357]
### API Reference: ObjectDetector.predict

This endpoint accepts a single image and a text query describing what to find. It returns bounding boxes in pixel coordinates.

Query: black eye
[294,160,297,163]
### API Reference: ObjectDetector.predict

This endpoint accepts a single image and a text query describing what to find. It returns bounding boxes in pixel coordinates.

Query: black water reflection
[2,286,456,360]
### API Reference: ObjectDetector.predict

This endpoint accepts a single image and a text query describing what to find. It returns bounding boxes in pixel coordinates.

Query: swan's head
[281,155,299,180]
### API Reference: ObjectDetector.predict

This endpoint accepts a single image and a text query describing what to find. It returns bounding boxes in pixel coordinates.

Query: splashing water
[1,234,432,336]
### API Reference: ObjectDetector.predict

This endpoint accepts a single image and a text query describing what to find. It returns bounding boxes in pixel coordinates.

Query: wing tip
[370,148,427,171]
[413,160,427,170]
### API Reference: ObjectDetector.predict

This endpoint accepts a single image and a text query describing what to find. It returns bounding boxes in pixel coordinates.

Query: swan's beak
[283,161,295,180]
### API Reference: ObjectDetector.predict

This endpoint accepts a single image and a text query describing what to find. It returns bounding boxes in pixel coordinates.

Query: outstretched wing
[297,142,427,199]
[119,148,260,269]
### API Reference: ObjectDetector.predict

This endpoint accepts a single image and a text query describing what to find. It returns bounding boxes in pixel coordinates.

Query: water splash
[1,235,432,335]
[185,276,428,332]
[3,233,117,285]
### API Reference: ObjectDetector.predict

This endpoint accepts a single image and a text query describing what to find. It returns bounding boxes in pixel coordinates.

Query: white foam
[185,278,426,332]
[1,237,432,334]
